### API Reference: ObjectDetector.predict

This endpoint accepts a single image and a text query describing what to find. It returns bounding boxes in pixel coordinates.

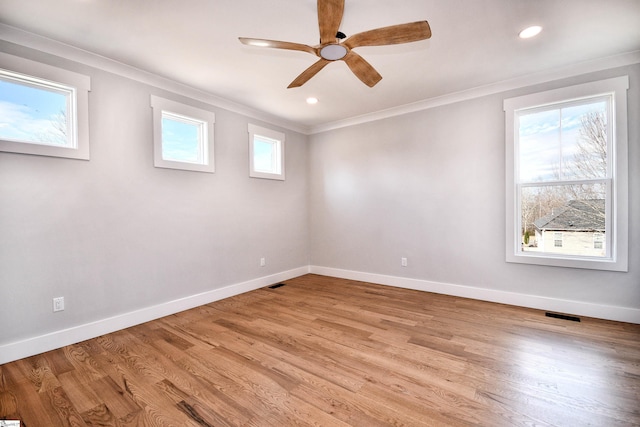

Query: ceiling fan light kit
[239,0,431,88]
[320,44,348,60]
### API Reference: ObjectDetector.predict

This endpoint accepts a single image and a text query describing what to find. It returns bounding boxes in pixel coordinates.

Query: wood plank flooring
[1,274,639,426]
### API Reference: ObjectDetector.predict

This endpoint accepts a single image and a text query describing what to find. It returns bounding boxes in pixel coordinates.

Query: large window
[0,52,90,160]
[248,124,285,180]
[150,95,215,173]
[504,76,628,271]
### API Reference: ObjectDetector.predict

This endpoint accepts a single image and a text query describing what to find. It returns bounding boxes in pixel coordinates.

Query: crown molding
[309,50,640,134]
[0,23,311,135]
[2,23,638,137]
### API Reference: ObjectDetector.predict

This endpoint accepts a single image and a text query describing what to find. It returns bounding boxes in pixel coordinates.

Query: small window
[150,95,215,173]
[553,232,563,248]
[0,52,90,160]
[248,124,285,180]
[593,233,604,250]
[505,76,628,271]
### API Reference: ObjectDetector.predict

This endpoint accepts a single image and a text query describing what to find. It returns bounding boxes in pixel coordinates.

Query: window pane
[519,98,608,182]
[520,183,607,257]
[554,232,563,247]
[0,77,70,147]
[561,101,608,180]
[161,113,204,164]
[519,109,560,182]
[248,124,284,180]
[254,136,279,173]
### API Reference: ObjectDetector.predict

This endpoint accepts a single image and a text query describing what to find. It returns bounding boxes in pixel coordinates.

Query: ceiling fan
[239,0,432,88]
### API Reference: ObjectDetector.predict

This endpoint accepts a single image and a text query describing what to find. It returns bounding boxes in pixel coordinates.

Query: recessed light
[519,26,542,39]
[306,97,319,105]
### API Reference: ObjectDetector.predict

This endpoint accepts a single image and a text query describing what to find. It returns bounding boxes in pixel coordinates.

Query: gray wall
[0,43,309,347]
[1,40,638,358]
[309,64,639,311]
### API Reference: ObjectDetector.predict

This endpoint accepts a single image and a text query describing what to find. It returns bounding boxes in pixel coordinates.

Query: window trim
[504,76,629,271]
[0,52,90,160]
[150,95,215,173]
[248,123,285,181]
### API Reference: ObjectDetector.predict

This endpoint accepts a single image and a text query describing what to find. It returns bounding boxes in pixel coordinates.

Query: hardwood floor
[1,274,639,426]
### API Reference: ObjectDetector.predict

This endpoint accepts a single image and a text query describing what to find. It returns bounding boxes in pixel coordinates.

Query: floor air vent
[545,312,581,322]
[268,283,286,289]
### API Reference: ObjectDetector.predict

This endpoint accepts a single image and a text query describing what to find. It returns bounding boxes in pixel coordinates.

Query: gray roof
[534,199,605,232]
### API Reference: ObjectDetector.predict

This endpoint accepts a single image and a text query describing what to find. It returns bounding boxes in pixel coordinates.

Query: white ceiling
[1,0,639,132]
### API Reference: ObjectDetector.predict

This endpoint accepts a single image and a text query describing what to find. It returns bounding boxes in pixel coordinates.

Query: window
[553,232,563,248]
[593,233,604,250]
[248,124,285,180]
[0,52,90,160]
[150,95,215,173]
[504,76,628,271]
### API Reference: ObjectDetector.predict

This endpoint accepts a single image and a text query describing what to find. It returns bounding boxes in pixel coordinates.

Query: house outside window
[0,52,90,160]
[593,233,604,250]
[535,200,606,256]
[504,76,628,271]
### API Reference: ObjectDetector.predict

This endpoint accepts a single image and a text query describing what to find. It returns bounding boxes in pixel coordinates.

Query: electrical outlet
[401,257,408,267]
[53,297,65,312]
[260,257,266,267]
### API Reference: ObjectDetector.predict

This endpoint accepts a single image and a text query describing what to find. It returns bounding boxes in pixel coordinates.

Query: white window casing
[150,95,215,173]
[0,52,90,160]
[504,76,629,271]
[248,123,285,181]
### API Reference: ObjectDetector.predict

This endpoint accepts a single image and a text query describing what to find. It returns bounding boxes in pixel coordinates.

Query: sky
[161,114,279,170]
[253,136,279,173]
[4,82,603,178]
[0,77,69,146]
[0,75,277,169]
[161,119,280,171]
[3,72,604,180]
[518,98,608,183]
[161,114,203,163]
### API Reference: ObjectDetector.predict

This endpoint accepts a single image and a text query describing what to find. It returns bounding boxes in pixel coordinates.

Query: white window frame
[150,95,215,173]
[0,52,90,160]
[248,123,285,181]
[504,76,628,271]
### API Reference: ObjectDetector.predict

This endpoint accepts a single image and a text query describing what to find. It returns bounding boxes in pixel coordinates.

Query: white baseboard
[0,266,310,365]
[310,266,640,325]
[3,265,638,365]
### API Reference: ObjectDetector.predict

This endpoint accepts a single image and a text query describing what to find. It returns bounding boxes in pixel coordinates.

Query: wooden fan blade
[288,59,331,88]
[343,21,432,49]
[239,37,317,55]
[318,0,345,44]
[342,51,382,87]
